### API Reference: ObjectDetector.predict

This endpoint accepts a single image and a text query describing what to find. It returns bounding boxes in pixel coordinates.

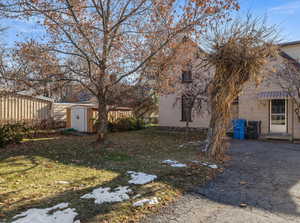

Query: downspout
[292,100,294,142]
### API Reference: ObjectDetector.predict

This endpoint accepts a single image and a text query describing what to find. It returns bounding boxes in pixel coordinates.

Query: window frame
[181,70,192,83]
[181,96,192,122]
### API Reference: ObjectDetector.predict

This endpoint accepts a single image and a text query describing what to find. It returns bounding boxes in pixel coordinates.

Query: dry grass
[0,128,214,223]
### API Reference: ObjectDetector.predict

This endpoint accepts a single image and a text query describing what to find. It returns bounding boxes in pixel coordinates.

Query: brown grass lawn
[0,128,215,223]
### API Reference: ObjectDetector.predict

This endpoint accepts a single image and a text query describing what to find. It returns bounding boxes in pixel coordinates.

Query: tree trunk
[205,91,232,161]
[96,100,108,143]
[185,120,190,138]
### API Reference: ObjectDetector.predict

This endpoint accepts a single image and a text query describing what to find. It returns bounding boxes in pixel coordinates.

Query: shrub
[108,117,145,132]
[0,123,29,148]
[107,121,115,132]
[60,128,78,135]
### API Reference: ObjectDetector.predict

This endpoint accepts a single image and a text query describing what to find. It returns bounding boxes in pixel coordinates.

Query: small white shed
[66,105,133,133]
[66,105,94,132]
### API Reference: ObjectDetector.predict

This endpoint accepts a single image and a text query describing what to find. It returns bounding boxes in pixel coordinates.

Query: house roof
[279,50,300,69]
[0,87,54,102]
[17,91,54,102]
[279,40,300,47]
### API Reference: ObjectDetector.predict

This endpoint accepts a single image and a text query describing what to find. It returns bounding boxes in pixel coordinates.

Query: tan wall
[158,78,300,137]
[159,93,238,129]
[239,82,274,135]
[0,94,53,126]
[158,41,300,137]
[159,93,210,128]
[238,79,300,138]
[290,101,300,139]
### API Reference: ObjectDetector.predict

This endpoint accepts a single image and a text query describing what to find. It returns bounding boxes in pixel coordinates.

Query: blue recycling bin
[232,119,247,140]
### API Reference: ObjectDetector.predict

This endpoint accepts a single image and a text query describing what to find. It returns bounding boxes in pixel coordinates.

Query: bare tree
[0,47,6,86]
[272,58,300,120]
[0,26,9,89]
[203,16,279,161]
[1,0,239,143]
[5,41,69,99]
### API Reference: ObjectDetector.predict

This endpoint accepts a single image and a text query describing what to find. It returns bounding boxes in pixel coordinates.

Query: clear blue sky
[1,0,300,47]
[237,0,300,42]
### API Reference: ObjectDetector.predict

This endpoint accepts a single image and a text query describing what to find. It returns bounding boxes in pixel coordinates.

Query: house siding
[158,41,300,139]
[292,101,300,139]
[159,94,210,128]
[239,82,271,135]
[238,79,300,138]
[159,93,238,129]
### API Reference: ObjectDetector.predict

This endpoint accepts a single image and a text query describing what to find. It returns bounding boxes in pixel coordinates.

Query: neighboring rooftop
[279,40,300,47]
[0,86,54,102]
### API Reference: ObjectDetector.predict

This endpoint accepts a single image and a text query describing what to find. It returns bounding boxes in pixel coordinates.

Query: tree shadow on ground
[196,140,300,219]
[1,133,300,222]
[0,130,210,222]
[0,156,39,176]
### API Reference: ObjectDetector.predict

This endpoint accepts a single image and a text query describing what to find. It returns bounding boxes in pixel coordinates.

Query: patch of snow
[127,171,157,185]
[133,197,159,207]
[192,160,205,165]
[208,164,218,169]
[192,161,218,169]
[12,203,79,223]
[56,181,70,184]
[179,140,208,149]
[162,160,187,168]
[81,186,132,204]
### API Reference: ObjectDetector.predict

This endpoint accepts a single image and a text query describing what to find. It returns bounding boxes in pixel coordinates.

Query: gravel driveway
[143,140,300,223]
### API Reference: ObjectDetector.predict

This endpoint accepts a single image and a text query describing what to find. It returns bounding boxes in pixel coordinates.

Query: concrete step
[261,133,293,141]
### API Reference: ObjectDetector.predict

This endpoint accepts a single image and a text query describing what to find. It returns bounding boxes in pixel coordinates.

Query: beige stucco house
[159,40,300,140]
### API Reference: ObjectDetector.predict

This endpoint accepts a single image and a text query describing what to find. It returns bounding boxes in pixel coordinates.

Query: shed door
[71,108,87,132]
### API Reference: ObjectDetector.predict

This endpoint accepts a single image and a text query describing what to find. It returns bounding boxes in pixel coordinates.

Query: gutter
[292,100,295,141]
[279,40,300,47]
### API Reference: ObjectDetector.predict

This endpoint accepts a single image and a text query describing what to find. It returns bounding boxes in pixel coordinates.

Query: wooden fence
[57,103,133,122]
[0,93,53,126]
[108,109,133,122]
[89,107,133,132]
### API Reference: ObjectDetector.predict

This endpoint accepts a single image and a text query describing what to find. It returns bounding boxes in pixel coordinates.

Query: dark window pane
[271,99,285,114]
[182,70,192,83]
[182,96,192,122]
